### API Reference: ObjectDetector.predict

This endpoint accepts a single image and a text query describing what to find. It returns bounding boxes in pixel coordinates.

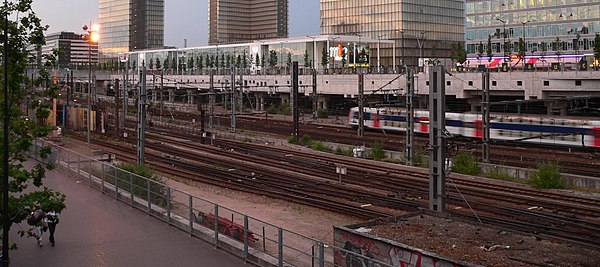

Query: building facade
[29,32,98,69]
[98,0,164,60]
[320,0,465,71]
[466,1,600,62]
[209,0,289,45]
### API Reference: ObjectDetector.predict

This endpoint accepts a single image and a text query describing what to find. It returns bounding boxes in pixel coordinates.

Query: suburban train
[349,107,600,148]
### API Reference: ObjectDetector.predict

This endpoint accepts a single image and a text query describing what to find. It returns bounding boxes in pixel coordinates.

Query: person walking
[35,216,47,247]
[45,209,60,247]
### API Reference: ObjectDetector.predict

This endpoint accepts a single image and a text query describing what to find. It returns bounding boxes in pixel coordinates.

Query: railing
[30,139,391,267]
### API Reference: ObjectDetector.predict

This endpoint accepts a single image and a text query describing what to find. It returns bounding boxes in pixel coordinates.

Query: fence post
[77,154,81,179]
[278,228,283,267]
[130,173,134,204]
[167,187,171,224]
[57,147,61,172]
[114,166,118,196]
[115,170,119,198]
[244,215,249,259]
[67,152,70,177]
[189,195,193,235]
[214,204,219,247]
[319,242,325,267]
[147,178,151,213]
[101,163,105,193]
[88,159,92,187]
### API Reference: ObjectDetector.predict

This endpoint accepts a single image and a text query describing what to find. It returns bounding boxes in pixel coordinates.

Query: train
[348,107,600,148]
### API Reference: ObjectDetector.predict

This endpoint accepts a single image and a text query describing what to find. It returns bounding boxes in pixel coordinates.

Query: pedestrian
[35,215,47,247]
[45,209,60,247]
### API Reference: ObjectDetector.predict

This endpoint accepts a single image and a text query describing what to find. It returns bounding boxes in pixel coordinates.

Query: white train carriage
[348,107,600,148]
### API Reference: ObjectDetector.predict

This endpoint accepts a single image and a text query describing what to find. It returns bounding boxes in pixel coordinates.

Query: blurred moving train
[349,107,600,148]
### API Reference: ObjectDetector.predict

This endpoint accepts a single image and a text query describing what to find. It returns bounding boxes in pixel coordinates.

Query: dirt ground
[370,215,600,266]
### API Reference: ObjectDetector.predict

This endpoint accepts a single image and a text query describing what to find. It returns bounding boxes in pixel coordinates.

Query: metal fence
[30,139,391,267]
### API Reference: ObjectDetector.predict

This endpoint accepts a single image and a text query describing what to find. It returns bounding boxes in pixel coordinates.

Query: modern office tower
[28,32,99,69]
[209,0,289,45]
[98,0,164,59]
[466,1,599,60]
[320,0,465,70]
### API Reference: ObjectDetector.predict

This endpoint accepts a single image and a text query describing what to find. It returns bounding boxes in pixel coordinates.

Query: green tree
[594,33,600,70]
[242,51,248,69]
[236,54,241,68]
[553,36,563,67]
[1,1,66,252]
[321,46,329,69]
[188,56,194,74]
[249,53,255,67]
[303,49,310,67]
[163,58,170,71]
[208,54,213,68]
[155,57,161,70]
[213,54,218,70]
[148,58,154,70]
[286,52,292,69]
[226,54,231,68]
[260,53,266,68]
[451,152,480,175]
[220,54,225,69]
[171,57,176,72]
[486,35,493,62]
[517,37,525,58]
[477,41,484,62]
[255,53,260,68]
[268,50,278,68]
[198,56,203,71]
[450,42,467,65]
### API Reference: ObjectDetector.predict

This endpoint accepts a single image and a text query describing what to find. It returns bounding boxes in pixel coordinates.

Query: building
[209,0,288,45]
[320,0,465,71]
[29,31,98,69]
[466,1,600,67]
[98,0,164,60]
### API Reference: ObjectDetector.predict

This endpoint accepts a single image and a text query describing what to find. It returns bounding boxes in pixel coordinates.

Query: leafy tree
[486,35,493,62]
[0,1,66,253]
[236,54,241,68]
[286,52,292,69]
[450,42,467,65]
[226,54,231,68]
[148,58,154,70]
[260,53,266,68]
[594,33,600,69]
[303,49,310,67]
[517,37,525,58]
[255,53,260,68]
[155,57,161,70]
[132,60,137,72]
[220,54,225,69]
[163,58,170,70]
[268,50,278,68]
[197,56,203,71]
[477,41,484,62]
[171,57,176,72]
[321,46,329,69]
[242,51,248,69]
[188,56,194,73]
[213,54,218,70]
[503,39,512,58]
[553,36,563,67]
[208,54,213,68]
[540,41,547,58]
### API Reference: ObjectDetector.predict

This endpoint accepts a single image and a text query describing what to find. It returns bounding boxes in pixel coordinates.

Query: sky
[32,0,320,47]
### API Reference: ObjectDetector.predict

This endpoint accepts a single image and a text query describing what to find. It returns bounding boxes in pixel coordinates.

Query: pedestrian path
[9,164,249,267]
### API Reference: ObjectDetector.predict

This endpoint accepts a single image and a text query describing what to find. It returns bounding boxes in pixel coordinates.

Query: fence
[30,139,390,267]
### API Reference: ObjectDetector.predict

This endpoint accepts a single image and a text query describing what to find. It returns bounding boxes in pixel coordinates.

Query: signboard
[551,63,560,71]
[118,53,128,63]
[525,63,534,71]
[579,60,588,71]
[329,42,349,62]
[501,62,509,72]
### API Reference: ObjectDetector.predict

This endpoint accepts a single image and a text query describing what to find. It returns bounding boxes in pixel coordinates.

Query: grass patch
[529,161,565,189]
[310,141,332,153]
[451,152,481,175]
[370,141,385,160]
[335,146,353,156]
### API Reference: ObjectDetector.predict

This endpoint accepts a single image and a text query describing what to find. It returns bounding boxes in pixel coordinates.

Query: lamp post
[377,34,386,73]
[82,22,99,146]
[416,31,427,72]
[496,18,507,61]
[306,35,317,71]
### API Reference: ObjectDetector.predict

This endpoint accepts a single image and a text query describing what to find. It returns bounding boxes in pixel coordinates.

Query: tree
[553,36,563,67]
[163,58,170,71]
[207,54,213,68]
[477,41,484,63]
[171,57,176,72]
[303,49,310,68]
[226,54,231,68]
[148,58,154,70]
[340,47,347,68]
[198,56,204,72]
[255,53,260,68]
[132,60,137,72]
[450,42,467,65]
[517,37,525,58]
[220,54,225,69]
[594,33,600,70]
[260,53,266,68]
[574,32,582,60]
[268,50,278,69]
[286,52,292,70]
[242,51,248,69]
[486,35,493,62]
[236,54,241,68]
[249,53,255,68]
[188,56,194,74]
[1,1,66,255]
[321,46,329,69]
[213,55,218,70]
[155,57,161,70]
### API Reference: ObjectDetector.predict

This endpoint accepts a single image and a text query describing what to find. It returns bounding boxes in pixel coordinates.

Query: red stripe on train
[474,120,482,139]
[419,117,429,133]
[593,128,600,148]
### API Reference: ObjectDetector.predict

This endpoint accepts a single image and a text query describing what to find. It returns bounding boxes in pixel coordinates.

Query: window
[447,81,451,86]
[517,81,523,86]
[575,80,582,86]
[492,81,497,86]
[544,80,549,86]
[468,81,473,86]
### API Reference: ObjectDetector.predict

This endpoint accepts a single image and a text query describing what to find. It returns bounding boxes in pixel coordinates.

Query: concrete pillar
[187,89,195,104]
[152,87,157,102]
[168,89,175,103]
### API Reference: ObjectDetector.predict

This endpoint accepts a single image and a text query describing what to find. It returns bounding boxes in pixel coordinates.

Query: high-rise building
[320,0,465,70]
[98,0,164,60]
[209,0,289,45]
[28,31,99,69]
[466,1,600,59]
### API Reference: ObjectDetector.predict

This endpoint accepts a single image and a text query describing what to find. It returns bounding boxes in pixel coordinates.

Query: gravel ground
[369,215,600,266]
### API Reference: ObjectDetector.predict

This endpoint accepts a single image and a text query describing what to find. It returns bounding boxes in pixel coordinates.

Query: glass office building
[209,0,289,45]
[320,0,465,69]
[466,1,600,58]
[99,0,164,60]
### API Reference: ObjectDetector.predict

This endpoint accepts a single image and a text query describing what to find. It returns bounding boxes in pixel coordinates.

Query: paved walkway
[8,164,249,267]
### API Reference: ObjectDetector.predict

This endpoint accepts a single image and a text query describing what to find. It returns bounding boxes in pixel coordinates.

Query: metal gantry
[405,68,415,166]
[428,65,446,212]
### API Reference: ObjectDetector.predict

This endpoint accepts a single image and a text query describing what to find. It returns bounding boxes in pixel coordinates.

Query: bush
[335,146,353,156]
[451,152,481,175]
[267,105,278,114]
[370,141,385,160]
[317,108,328,118]
[300,135,313,146]
[279,103,291,115]
[288,135,298,144]
[529,161,565,189]
[412,149,428,168]
[310,141,332,152]
[111,163,168,207]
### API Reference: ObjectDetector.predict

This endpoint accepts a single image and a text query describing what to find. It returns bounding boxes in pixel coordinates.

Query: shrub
[370,141,385,160]
[300,135,313,146]
[310,141,332,152]
[412,149,428,168]
[451,152,481,175]
[111,163,168,207]
[529,161,565,189]
[335,146,353,156]
[279,103,291,115]
[317,108,328,118]
[288,135,298,144]
[267,105,278,114]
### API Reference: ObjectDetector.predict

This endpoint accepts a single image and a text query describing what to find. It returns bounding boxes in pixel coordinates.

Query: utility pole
[239,67,243,113]
[429,65,446,213]
[405,68,415,165]
[137,64,147,165]
[482,69,491,163]
[115,78,120,134]
[209,69,215,128]
[230,66,236,133]
[357,72,364,138]
[292,61,299,138]
[123,59,129,136]
[312,69,317,120]
[159,70,163,121]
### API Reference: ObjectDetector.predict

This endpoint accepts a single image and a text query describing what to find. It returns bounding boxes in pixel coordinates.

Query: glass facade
[320,0,465,68]
[209,0,289,45]
[466,0,600,57]
[99,0,164,60]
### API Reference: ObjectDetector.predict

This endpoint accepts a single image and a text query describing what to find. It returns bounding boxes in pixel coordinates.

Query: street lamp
[377,34,386,73]
[306,35,317,71]
[496,18,507,61]
[82,22,100,146]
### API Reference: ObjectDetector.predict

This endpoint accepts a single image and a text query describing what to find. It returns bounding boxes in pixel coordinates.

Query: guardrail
[30,139,391,267]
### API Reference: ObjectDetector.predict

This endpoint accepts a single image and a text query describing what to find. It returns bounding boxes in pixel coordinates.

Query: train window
[468,81,473,86]
[447,81,451,86]
[492,81,497,86]
[325,81,329,84]
[372,81,375,84]
[575,80,582,86]
[517,81,522,86]
[544,81,549,86]
[426,81,430,86]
